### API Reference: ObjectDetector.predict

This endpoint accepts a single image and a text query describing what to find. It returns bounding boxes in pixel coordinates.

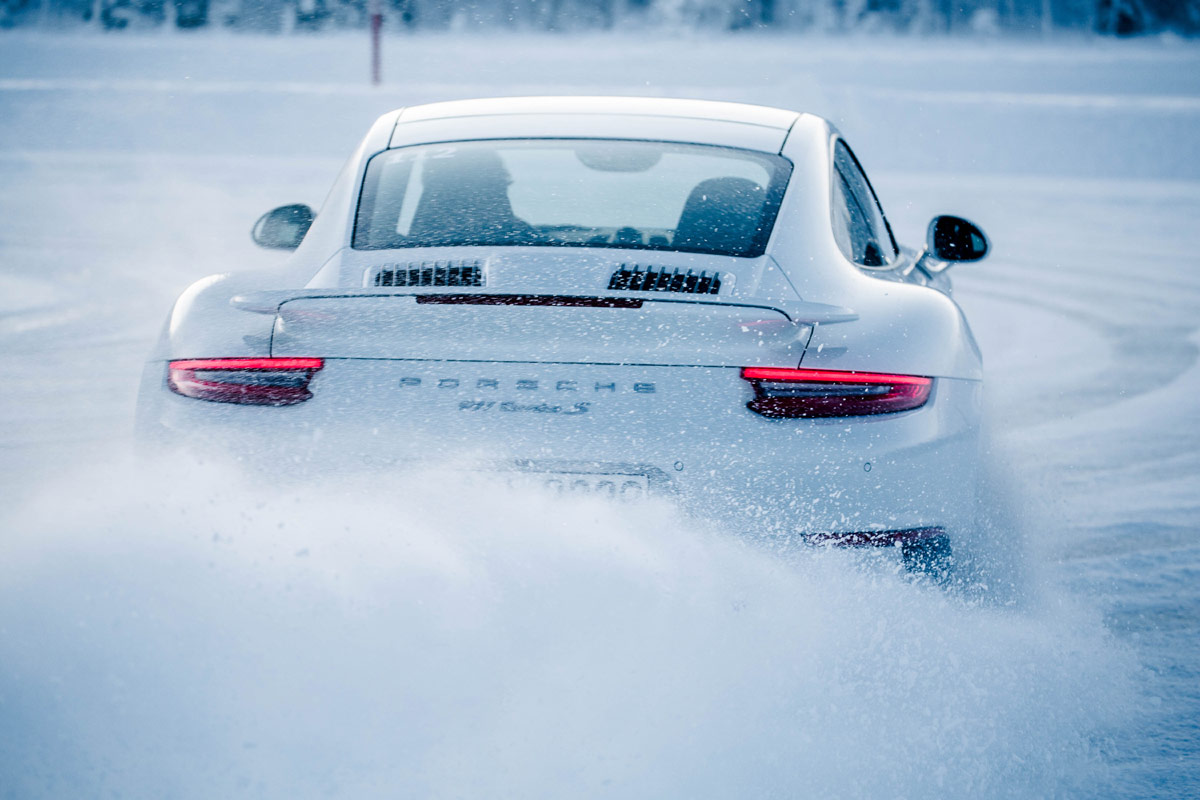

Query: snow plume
[0,454,1136,798]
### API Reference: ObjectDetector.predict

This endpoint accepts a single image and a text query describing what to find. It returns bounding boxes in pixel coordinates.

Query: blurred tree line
[2,0,1196,35]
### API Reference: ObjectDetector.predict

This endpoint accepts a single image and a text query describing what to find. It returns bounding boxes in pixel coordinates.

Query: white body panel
[138,97,984,546]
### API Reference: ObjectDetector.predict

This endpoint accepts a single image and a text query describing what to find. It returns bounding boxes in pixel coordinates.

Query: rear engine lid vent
[607,264,721,295]
[372,260,484,288]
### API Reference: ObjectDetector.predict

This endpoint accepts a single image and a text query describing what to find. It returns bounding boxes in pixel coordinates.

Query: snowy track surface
[1,32,1198,797]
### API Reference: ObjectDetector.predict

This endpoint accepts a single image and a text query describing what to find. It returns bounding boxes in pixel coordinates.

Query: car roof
[390,96,808,154]
[398,97,800,128]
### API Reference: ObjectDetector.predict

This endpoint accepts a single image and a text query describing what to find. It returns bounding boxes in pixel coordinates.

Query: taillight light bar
[740,367,932,418]
[167,358,324,406]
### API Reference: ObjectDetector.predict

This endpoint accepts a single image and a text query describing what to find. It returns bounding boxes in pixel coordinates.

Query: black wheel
[901,534,954,583]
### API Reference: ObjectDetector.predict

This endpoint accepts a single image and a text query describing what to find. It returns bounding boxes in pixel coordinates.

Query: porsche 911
[137,97,990,573]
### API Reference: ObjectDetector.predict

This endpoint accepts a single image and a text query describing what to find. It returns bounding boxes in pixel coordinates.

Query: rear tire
[901,534,954,583]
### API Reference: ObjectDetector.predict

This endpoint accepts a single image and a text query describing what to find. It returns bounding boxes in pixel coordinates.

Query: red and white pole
[369,0,382,86]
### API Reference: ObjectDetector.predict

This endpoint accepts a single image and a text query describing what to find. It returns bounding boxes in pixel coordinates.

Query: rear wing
[230,289,857,326]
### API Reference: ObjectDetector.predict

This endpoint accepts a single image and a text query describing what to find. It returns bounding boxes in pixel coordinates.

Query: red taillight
[167,358,324,406]
[740,367,932,418]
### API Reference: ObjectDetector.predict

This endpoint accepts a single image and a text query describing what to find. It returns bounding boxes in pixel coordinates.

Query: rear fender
[151,272,282,362]
[801,285,982,380]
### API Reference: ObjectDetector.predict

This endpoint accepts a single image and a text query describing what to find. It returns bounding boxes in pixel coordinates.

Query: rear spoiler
[230,289,858,326]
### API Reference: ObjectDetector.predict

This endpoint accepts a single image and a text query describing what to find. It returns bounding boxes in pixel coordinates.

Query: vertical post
[370,0,383,86]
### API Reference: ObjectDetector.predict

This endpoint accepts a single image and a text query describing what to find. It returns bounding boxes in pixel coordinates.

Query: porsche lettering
[400,377,655,393]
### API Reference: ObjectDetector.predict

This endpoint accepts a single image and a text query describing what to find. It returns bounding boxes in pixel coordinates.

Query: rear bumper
[137,359,982,542]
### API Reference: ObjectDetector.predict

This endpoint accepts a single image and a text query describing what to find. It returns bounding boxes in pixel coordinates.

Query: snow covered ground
[1,31,1198,797]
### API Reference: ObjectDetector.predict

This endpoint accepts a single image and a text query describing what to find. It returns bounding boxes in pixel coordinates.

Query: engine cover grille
[373,260,484,288]
[607,264,721,295]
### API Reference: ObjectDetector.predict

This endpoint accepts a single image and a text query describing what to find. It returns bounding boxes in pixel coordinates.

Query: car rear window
[352,139,792,258]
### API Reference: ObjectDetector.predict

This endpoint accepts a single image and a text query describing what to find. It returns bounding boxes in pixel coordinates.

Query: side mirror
[917,215,989,274]
[252,204,314,250]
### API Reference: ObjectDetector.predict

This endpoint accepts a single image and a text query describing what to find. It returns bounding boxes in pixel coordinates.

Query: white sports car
[137,97,989,573]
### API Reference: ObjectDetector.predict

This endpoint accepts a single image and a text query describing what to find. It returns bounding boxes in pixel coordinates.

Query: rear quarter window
[830,140,898,268]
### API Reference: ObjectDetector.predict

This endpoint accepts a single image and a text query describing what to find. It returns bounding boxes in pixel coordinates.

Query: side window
[831,141,898,267]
